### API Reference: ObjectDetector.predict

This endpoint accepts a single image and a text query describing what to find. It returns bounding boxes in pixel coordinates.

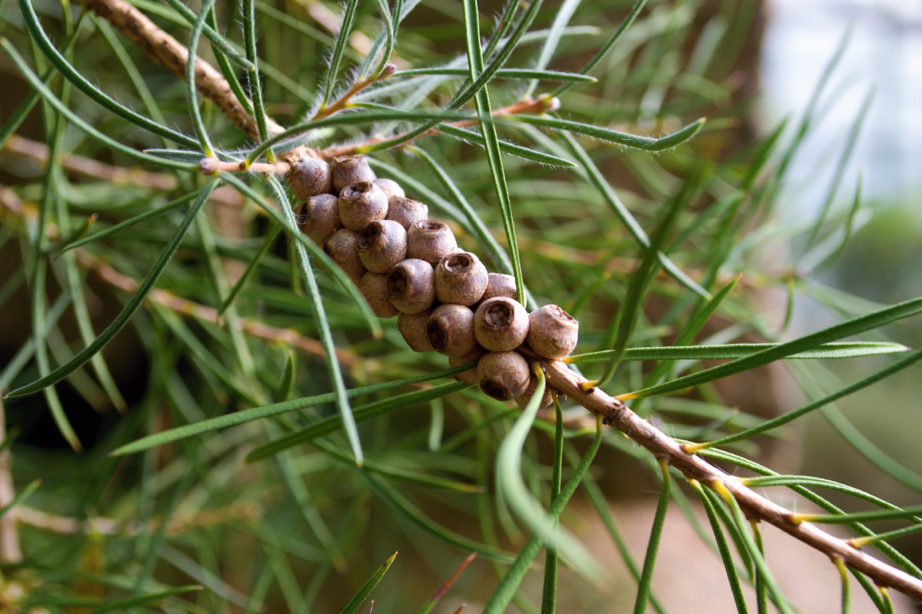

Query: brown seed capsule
[474,297,529,352]
[323,228,366,283]
[398,309,435,352]
[407,220,457,265]
[286,157,332,201]
[373,178,406,203]
[427,304,476,357]
[357,220,407,273]
[338,181,389,231]
[359,272,399,318]
[448,345,485,385]
[527,304,579,359]
[478,351,530,401]
[386,197,429,230]
[435,252,488,306]
[331,155,376,192]
[300,193,340,244]
[479,273,518,304]
[386,258,436,314]
[514,371,554,409]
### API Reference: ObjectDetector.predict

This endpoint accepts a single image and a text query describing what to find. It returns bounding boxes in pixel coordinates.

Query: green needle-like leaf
[685,347,922,451]
[483,417,604,614]
[495,366,598,577]
[553,0,647,97]
[560,131,709,299]
[692,481,749,614]
[566,342,909,365]
[396,68,596,82]
[0,40,197,170]
[57,191,202,255]
[794,506,922,525]
[245,382,471,462]
[218,222,282,316]
[0,478,40,519]
[540,398,565,614]
[339,553,397,614]
[266,175,359,464]
[186,0,218,155]
[320,0,361,108]
[619,296,922,400]
[518,115,706,151]
[111,366,472,456]
[633,460,671,614]
[462,0,526,305]
[18,0,199,149]
[364,473,514,562]
[219,174,381,336]
[6,178,217,399]
[438,124,578,168]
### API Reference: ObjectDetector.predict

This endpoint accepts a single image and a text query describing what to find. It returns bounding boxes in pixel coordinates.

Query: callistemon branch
[75,0,312,162]
[52,0,922,603]
[538,356,922,600]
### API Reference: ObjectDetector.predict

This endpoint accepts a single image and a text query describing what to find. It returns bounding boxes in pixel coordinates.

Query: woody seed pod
[479,273,518,304]
[427,304,476,357]
[331,155,376,192]
[300,193,340,244]
[514,371,554,409]
[407,220,457,265]
[398,309,435,352]
[359,272,399,318]
[435,252,488,306]
[286,157,332,201]
[448,345,485,385]
[338,181,389,231]
[373,178,406,203]
[527,304,579,359]
[386,258,436,314]
[478,351,530,401]
[323,229,366,283]
[386,197,429,230]
[357,220,407,273]
[474,297,529,351]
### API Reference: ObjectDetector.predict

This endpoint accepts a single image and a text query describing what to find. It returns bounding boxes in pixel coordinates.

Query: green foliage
[1,0,920,611]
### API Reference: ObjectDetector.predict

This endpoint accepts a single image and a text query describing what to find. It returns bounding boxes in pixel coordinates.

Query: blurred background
[762,0,922,554]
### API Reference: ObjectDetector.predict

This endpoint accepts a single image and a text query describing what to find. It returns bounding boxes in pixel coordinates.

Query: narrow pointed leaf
[111,365,472,455]
[518,115,705,151]
[620,296,922,400]
[462,0,526,305]
[245,382,471,462]
[438,124,578,167]
[633,460,671,614]
[339,553,397,614]
[364,473,514,562]
[482,418,604,614]
[396,68,596,82]
[7,179,217,399]
[566,341,909,365]
[18,0,199,149]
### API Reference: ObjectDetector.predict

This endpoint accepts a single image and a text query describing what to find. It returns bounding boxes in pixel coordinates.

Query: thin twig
[75,0,311,163]
[77,252,368,369]
[13,501,260,536]
[3,135,244,207]
[0,398,22,563]
[316,96,559,160]
[539,356,922,601]
[312,64,395,121]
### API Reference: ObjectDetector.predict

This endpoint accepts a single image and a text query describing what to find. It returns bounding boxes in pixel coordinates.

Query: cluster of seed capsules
[287,154,579,407]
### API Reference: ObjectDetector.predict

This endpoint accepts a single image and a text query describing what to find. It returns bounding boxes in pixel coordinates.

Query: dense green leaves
[6,179,217,398]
